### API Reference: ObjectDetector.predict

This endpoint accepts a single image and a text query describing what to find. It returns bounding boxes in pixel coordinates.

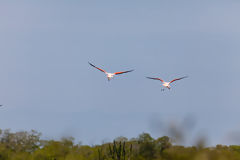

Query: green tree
[114,136,128,143]
[138,133,155,160]
[155,136,172,152]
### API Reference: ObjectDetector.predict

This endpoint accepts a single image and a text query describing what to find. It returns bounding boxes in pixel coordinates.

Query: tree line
[0,129,239,160]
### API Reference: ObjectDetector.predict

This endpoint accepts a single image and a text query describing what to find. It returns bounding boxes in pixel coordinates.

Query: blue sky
[0,0,240,145]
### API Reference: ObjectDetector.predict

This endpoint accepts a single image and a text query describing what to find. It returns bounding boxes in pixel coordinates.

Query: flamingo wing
[146,77,164,83]
[114,70,134,75]
[88,62,106,73]
[169,76,188,84]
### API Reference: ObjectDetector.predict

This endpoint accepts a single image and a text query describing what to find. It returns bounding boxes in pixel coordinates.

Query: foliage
[0,129,239,160]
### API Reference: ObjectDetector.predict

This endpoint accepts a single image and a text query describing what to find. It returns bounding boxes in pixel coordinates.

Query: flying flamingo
[89,62,134,81]
[146,76,188,91]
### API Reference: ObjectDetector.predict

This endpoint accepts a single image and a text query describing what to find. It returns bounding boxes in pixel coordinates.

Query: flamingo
[146,76,188,91]
[89,62,134,81]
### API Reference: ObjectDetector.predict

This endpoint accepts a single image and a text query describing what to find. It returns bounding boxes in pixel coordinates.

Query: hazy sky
[0,0,240,145]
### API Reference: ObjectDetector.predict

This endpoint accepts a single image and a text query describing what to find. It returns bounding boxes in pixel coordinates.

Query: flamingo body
[106,73,115,81]
[163,82,170,88]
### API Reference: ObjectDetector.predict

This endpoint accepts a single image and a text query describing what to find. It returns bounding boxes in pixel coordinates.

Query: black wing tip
[146,77,153,79]
[88,62,96,67]
[124,69,134,73]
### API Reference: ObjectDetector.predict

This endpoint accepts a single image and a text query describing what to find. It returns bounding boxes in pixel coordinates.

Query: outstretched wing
[146,77,164,83]
[114,70,134,75]
[88,62,106,73]
[169,76,188,84]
